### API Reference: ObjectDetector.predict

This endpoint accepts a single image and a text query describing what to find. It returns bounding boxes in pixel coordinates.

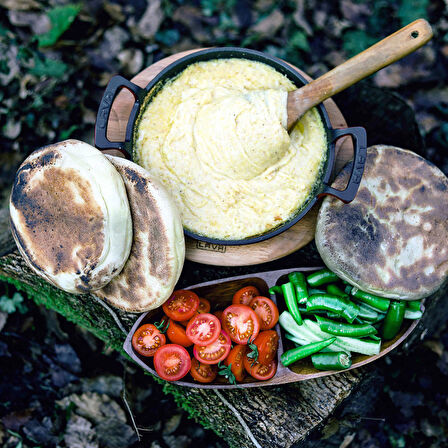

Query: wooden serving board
[106,49,354,266]
[123,267,421,389]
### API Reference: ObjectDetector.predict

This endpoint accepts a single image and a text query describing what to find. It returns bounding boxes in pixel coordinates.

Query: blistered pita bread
[9,140,132,294]
[94,156,185,312]
[316,145,448,300]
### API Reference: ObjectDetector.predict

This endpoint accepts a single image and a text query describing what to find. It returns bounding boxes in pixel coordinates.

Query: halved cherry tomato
[193,330,231,365]
[179,298,210,325]
[166,319,193,347]
[198,297,211,314]
[249,296,279,330]
[132,324,166,357]
[221,304,260,345]
[154,344,191,381]
[186,313,221,346]
[252,330,279,366]
[190,358,218,383]
[232,286,260,306]
[163,290,199,321]
[244,356,277,381]
[224,344,247,382]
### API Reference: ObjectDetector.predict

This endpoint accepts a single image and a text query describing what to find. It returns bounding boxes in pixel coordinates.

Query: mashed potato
[135,58,327,240]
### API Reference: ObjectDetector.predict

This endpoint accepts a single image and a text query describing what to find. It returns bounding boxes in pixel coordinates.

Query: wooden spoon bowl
[123,267,422,388]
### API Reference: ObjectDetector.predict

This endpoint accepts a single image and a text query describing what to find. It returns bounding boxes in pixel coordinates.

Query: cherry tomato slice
[132,324,166,357]
[244,356,277,381]
[221,304,260,345]
[186,313,221,346]
[224,344,247,382]
[166,319,193,347]
[154,344,191,381]
[198,297,211,314]
[163,290,199,321]
[232,286,260,306]
[252,330,279,366]
[193,330,231,365]
[249,296,279,330]
[179,298,210,326]
[190,358,218,383]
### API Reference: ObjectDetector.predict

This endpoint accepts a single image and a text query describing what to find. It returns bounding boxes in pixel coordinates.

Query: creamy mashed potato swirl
[135,58,327,240]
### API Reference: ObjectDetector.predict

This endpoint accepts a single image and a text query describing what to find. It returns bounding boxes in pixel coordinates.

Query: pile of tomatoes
[131,285,280,383]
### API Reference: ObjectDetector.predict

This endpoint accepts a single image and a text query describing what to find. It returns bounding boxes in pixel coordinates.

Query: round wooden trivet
[107,49,354,266]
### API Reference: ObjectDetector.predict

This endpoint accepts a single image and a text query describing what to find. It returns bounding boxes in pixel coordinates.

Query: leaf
[246,336,259,366]
[342,29,377,57]
[397,0,428,28]
[59,124,78,140]
[0,292,27,314]
[217,361,236,384]
[37,4,81,47]
[30,55,67,78]
[290,29,310,53]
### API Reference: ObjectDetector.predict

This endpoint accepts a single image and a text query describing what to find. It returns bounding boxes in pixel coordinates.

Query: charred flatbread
[316,145,448,300]
[9,140,132,294]
[94,156,185,312]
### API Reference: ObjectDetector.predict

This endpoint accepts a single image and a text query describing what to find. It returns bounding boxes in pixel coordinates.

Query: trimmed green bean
[282,282,303,326]
[350,288,390,312]
[311,351,352,370]
[289,271,309,303]
[326,284,348,298]
[407,300,422,312]
[315,315,377,337]
[306,294,360,323]
[281,338,336,366]
[269,286,283,295]
[356,302,380,321]
[306,269,339,287]
[404,309,423,320]
[309,288,326,295]
[381,300,406,340]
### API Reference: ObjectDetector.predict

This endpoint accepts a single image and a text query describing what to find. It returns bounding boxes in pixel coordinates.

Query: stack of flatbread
[9,140,185,312]
[316,145,448,300]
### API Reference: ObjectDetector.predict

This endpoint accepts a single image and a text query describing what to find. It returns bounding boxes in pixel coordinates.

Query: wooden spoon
[286,19,433,130]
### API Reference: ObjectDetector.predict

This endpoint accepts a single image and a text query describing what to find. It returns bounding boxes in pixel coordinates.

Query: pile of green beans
[271,268,424,371]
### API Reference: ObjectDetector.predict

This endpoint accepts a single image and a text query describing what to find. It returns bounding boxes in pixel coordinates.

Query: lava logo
[196,241,226,253]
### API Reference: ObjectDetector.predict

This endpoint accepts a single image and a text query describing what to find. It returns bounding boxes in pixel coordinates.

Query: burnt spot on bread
[96,160,173,309]
[11,161,105,278]
[319,145,448,298]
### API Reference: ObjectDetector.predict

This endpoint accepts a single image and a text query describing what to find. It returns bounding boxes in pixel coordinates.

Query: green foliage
[30,55,68,78]
[397,0,428,27]
[343,29,377,57]
[37,4,82,48]
[156,29,180,47]
[200,0,235,17]
[289,29,310,53]
[0,291,28,314]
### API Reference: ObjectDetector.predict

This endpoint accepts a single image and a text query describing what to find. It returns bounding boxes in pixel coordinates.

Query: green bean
[306,294,360,323]
[311,351,352,370]
[269,286,283,295]
[404,309,423,320]
[306,269,339,287]
[281,338,336,366]
[309,288,326,295]
[356,302,380,322]
[315,315,377,337]
[326,284,348,298]
[407,300,422,312]
[381,301,406,340]
[282,282,303,326]
[288,272,309,304]
[350,288,390,312]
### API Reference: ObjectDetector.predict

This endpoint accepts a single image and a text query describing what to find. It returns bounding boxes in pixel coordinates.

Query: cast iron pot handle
[318,127,367,203]
[95,75,146,155]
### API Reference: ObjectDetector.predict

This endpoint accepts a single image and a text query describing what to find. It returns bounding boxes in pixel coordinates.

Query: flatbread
[9,140,132,294]
[94,156,185,312]
[316,145,448,300]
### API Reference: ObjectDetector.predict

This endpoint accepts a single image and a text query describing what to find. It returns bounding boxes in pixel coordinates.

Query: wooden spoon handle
[287,19,433,129]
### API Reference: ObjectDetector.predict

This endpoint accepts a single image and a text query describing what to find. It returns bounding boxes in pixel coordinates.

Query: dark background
[1,0,447,447]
